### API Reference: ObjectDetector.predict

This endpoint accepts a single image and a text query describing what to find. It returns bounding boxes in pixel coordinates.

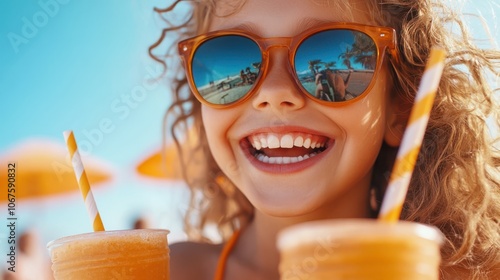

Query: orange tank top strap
[214,229,242,280]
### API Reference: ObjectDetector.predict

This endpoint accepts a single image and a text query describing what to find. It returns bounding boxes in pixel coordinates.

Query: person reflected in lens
[326,69,353,101]
[245,67,257,84]
[314,71,332,101]
[236,70,249,86]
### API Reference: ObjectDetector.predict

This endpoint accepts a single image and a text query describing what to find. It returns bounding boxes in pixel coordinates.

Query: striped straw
[379,47,447,222]
[63,130,105,231]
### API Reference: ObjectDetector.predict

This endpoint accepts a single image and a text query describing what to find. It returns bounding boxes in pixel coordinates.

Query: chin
[248,188,326,218]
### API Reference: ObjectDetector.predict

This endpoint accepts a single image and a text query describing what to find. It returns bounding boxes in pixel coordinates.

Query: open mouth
[244,132,330,164]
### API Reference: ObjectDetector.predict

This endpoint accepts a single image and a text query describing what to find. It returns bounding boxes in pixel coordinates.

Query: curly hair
[150,0,500,277]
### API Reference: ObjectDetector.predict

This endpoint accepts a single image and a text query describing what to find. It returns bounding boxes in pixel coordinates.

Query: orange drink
[277,219,443,280]
[47,229,170,279]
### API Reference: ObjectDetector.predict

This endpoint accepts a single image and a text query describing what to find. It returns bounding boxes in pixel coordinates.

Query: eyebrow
[231,18,333,37]
[295,18,332,32]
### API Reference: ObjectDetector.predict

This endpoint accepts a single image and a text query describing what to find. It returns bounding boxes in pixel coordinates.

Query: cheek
[351,70,392,144]
[201,106,238,172]
[336,78,390,170]
[201,106,226,152]
[353,95,387,145]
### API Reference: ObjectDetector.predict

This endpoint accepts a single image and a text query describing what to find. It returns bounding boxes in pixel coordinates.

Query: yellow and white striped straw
[379,47,447,222]
[64,130,105,231]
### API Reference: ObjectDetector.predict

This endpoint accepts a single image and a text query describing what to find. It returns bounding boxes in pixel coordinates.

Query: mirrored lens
[295,30,377,102]
[192,35,262,105]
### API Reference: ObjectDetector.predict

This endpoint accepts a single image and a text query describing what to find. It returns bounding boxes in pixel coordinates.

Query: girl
[150,0,500,279]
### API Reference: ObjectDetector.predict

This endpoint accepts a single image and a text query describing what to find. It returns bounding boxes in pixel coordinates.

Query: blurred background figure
[132,215,152,229]
[2,229,54,280]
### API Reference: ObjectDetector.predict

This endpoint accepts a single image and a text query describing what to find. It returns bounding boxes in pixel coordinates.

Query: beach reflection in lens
[192,36,262,105]
[295,30,377,102]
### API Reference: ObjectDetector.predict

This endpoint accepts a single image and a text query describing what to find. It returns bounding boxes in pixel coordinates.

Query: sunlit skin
[171,0,402,279]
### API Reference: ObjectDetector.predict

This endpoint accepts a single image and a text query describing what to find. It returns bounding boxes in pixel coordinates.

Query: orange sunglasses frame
[178,22,399,109]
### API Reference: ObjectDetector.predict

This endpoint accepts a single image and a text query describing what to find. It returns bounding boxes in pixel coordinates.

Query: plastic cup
[277,219,443,280]
[47,229,170,279]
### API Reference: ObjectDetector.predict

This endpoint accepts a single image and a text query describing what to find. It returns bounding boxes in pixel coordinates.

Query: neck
[233,185,373,278]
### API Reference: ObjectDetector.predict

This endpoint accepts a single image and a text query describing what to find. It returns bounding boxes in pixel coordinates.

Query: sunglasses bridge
[253,37,292,50]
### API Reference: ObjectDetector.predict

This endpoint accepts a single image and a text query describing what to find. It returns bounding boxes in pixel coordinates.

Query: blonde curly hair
[150,0,500,278]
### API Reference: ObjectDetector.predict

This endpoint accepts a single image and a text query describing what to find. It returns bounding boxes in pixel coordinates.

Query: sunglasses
[178,22,399,108]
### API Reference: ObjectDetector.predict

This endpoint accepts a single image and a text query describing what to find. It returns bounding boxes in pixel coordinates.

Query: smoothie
[278,219,443,280]
[48,229,170,279]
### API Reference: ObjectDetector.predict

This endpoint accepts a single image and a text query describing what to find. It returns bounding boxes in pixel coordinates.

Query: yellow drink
[47,229,170,280]
[278,219,443,280]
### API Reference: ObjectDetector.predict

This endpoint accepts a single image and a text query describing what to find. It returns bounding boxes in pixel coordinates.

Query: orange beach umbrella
[0,139,113,202]
[136,145,184,180]
[136,128,205,180]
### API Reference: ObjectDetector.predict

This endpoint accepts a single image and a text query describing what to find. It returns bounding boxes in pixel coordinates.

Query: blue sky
[0,0,191,256]
[0,0,168,158]
[0,0,498,268]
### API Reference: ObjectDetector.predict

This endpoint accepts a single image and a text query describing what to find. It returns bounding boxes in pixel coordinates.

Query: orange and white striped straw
[379,47,447,222]
[63,130,105,231]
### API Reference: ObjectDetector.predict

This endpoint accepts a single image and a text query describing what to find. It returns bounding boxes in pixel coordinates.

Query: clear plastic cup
[47,229,170,279]
[277,219,443,280]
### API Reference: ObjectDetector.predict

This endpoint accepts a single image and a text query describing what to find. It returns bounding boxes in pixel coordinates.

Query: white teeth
[268,134,280,149]
[257,154,266,162]
[303,138,311,149]
[293,136,303,147]
[260,137,267,149]
[251,133,327,150]
[249,133,329,164]
[254,153,319,164]
[280,134,294,148]
[252,136,262,150]
[311,141,322,149]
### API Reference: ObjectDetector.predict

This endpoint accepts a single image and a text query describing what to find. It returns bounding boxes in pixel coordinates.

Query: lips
[244,132,330,164]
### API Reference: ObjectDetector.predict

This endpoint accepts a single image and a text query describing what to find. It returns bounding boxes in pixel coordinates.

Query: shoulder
[170,241,223,280]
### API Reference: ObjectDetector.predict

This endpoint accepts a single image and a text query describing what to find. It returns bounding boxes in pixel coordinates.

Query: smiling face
[200,0,397,218]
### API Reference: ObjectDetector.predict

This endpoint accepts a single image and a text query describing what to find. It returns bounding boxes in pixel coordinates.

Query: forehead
[209,0,380,36]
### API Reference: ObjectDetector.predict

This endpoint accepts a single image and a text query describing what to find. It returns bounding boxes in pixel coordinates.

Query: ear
[384,96,408,147]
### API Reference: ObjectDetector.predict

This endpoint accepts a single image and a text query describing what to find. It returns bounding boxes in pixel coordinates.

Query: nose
[251,48,306,111]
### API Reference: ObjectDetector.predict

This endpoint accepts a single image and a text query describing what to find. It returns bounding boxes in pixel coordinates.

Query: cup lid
[277,219,443,250]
